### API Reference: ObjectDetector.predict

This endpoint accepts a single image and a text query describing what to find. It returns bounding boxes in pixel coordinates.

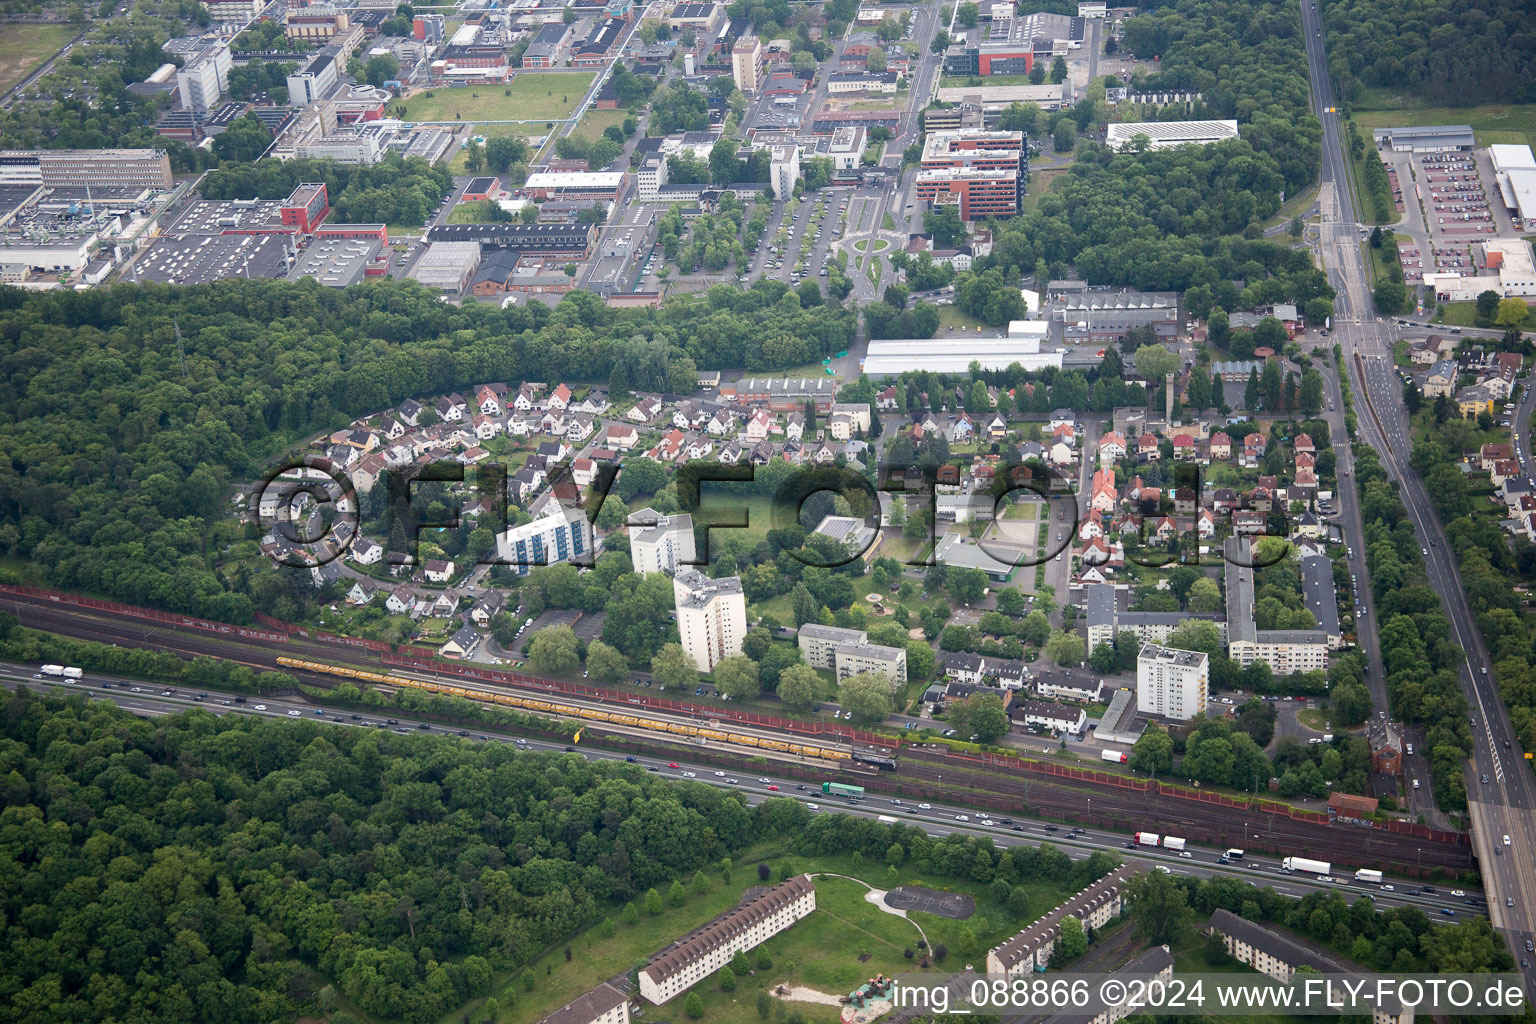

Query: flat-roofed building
[290,234,383,287]
[497,500,595,574]
[410,240,481,292]
[674,568,746,672]
[861,336,1064,375]
[287,50,339,106]
[177,41,232,112]
[1136,644,1208,721]
[286,5,351,42]
[638,875,815,1004]
[732,34,763,93]
[132,231,293,285]
[798,624,867,669]
[834,641,907,685]
[1105,119,1239,151]
[0,148,174,189]
[629,507,697,575]
[1371,124,1473,153]
[1225,537,1329,676]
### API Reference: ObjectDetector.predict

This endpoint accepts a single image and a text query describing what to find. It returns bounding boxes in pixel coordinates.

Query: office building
[0,149,174,189]
[1370,124,1474,153]
[496,501,595,574]
[1105,119,1240,151]
[674,568,747,672]
[281,182,330,233]
[287,50,339,106]
[286,5,351,42]
[916,130,1025,218]
[522,171,626,202]
[942,10,1083,76]
[797,623,867,669]
[638,875,815,1004]
[834,641,907,685]
[628,508,696,575]
[296,132,386,164]
[828,125,866,170]
[202,0,263,23]
[1136,644,1209,721]
[177,41,232,112]
[427,222,598,261]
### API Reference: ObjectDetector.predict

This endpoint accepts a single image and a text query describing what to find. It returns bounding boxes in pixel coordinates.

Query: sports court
[883,886,974,919]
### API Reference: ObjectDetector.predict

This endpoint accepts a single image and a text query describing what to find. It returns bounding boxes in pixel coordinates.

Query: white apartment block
[770,144,799,199]
[987,864,1141,976]
[797,623,867,669]
[732,34,763,94]
[628,508,696,575]
[638,875,816,1004]
[834,641,907,685]
[674,568,747,672]
[535,983,631,1024]
[496,502,595,575]
[1227,636,1330,676]
[1136,644,1208,721]
[177,42,232,112]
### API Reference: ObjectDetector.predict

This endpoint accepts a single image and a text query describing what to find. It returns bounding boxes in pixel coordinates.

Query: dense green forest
[0,280,855,621]
[0,685,787,1022]
[1321,0,1536,106]
[983,0,1325,300]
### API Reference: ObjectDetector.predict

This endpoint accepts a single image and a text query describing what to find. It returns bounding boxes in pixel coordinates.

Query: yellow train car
[287,658,849,764]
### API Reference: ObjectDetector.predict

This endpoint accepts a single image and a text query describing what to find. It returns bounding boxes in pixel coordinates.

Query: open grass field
[398,73,596,124]
[1351,101,1536,149]
[1022,167,1067,214]
[1433,301,1536,331]
[0,23,76,95]
[478,846,1085,1024]
[938,304,989,332]
[571,106,629,142]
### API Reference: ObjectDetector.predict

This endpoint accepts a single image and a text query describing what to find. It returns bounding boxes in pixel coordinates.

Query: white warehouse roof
[1105,119,1239,151]
[861,337,1064,376]
[524,171,625,189]
[1490,144,1536,172]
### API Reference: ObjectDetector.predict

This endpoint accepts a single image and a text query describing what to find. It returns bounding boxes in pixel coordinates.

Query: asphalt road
[1300,0,1536,982]
[3,661,1492,921]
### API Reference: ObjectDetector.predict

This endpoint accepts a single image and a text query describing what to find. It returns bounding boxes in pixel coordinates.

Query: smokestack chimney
[1165,371,1175,424]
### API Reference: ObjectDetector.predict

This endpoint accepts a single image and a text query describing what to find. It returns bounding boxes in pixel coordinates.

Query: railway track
[0,591,1474,872]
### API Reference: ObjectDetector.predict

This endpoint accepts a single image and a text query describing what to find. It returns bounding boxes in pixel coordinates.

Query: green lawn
[853,238,890,253]
[693,492,781,551]
[1022,167,1067,214]
[448,199,509,223]
[398,73,596,123]
[0,23,75,95]
[938,305,989,332]
[1433,301,1536,331]
[1352,101,1536,148]
[571,106,629,142]
[481,845,1085,1024]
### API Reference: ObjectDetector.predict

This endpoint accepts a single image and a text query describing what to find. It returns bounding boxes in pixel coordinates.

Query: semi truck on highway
[1224,848,1245,859]
[1355,869,1384,884]
[823,782,864,799]
[40,665,82,681]
[1163,836,1186,852]
[877,815,898,824]
[1101,750,1129,764]
[1135,832,1160,846]
[1283,856,1332,875]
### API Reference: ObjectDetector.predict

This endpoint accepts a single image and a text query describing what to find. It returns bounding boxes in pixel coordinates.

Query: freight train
[276,657,851,763]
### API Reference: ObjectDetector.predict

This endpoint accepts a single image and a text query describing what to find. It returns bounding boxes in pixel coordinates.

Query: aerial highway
[3,661,1491,922]
[1299,0,1536,982]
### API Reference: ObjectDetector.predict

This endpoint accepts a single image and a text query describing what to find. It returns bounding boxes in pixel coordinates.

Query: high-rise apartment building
[628,508,696,575]
[1136,644,1209,721]
[673,568,746,672]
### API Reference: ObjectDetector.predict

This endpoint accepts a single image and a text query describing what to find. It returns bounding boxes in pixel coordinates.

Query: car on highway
[1451,889,1465,897]
[668,762,679,768]
[955,814,970,821]
[681,771,696,778]
[917,803,931,809]
[715,770,727,776]
[1440,908,1455,917]
[253,704,266,710]
[287,710,301,716]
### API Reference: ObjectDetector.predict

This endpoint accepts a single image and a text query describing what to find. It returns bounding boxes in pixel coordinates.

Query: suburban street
[1300,0,1536,982]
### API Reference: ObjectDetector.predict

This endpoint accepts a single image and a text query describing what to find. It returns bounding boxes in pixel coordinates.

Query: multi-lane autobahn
[3,661,1491,922]
[1299,0,1536,979]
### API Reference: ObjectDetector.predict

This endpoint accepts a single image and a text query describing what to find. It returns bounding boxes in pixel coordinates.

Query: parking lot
[1419,152,1494,238]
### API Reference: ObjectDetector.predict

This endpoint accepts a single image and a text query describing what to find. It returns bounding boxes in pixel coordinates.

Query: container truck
[877,815,898,824]
[40,664,64,678]
[1163,836,1186,852]
[1224,848,1245,860]
[1283,856,1332,875]
[822,782,865,799]
[1101,749,1129,764]
[62,666,83,682]
[1354,869,1384,884]
[1135,832,1160,846]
